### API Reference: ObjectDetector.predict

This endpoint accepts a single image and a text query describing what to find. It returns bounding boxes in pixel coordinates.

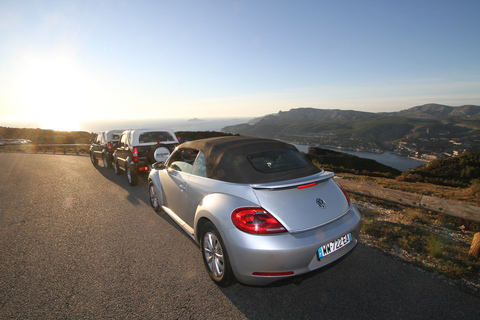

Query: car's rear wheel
[148,181,161,212]
[113,159,122,175]
[126,165,139,186]
[90,152,98,165]
[200,222,235,287]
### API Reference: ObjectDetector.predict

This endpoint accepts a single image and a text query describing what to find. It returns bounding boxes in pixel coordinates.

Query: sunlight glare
[15,55,93,131]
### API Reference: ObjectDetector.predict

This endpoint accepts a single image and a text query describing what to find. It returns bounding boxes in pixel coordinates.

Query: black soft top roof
[180,136,321,184]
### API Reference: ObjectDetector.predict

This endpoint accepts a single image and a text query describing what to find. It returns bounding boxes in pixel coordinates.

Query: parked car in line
[90,130,124,169]
[114,129,179,186]
[147,136,361,286]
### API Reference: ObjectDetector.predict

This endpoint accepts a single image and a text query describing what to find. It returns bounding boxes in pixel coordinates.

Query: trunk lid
[251,173,349,232]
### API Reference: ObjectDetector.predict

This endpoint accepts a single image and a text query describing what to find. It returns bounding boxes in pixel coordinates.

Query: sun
[14,55,92,131]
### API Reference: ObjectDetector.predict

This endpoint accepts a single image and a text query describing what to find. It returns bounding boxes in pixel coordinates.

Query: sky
[1,0,479,131]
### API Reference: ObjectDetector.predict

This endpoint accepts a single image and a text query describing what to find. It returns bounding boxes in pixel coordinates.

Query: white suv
[113,129,179,186]
[90,130,124,169]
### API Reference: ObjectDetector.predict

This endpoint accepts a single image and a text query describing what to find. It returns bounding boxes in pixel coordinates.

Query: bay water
[294,144,425,172]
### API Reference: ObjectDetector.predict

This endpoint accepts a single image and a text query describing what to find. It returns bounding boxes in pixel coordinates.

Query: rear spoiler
[251,171,334,190]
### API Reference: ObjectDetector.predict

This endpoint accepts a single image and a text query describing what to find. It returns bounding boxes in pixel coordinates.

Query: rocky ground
[353,198,480,297]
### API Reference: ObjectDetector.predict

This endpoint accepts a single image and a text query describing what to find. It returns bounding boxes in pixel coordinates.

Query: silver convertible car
[148,136,361,286]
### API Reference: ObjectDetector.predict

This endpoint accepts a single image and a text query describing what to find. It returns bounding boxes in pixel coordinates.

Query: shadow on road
[219,245,480,319]
[92,162,151,207]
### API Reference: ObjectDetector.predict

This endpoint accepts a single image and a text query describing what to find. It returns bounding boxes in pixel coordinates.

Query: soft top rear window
[247,149,309,173]
[139,131,175,143]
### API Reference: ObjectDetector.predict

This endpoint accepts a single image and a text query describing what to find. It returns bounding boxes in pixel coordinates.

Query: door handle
[179,184,186,191]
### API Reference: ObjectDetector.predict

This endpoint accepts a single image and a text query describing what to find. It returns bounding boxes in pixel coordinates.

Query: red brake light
[107,142,112,152]
[133,147,139,162]
[335,181,351,205]
[297,182,317,189]
[232,207,286,234]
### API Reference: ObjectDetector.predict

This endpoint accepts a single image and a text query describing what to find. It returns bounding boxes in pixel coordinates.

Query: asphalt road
[0,153,479,319]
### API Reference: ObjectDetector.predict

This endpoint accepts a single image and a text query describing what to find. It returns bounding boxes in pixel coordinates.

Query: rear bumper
[129,162,151,175]
[222,203,362,286]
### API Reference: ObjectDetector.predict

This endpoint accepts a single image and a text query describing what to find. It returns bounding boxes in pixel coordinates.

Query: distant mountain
[393,103,480,119]
[243,108,378,126]
[222,104,480,152]
[261,108,378,122]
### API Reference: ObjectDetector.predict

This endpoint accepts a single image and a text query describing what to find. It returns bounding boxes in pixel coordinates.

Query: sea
[80,117,252,133]
[82,117,425,171]
[294,145,426,172]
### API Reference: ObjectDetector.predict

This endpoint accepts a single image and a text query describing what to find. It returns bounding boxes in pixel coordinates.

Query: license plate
[318,233,352,259]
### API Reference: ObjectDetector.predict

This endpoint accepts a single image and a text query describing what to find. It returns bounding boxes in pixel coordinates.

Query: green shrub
[361,218,383,238]
[469,179,480,197]
[406,209,431,224]
[426,236,443,258]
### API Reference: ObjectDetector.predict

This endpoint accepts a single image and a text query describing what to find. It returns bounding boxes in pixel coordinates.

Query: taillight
[297,182,317,189]
[107,142,112,152]
[133,147,139,162]
[232,207,286,234]
[335,181,351,205]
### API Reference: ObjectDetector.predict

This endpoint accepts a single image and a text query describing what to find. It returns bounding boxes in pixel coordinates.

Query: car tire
[103,155,111,169]
[200,222,235,287]
[148,181,162,212]
[126,165,139,186]
[114,159,122,175]
[90,152,98,165]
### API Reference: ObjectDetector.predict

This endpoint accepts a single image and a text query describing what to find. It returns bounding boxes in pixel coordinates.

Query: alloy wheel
[203,232,224,278]
[149,183,160,211]
[126,166,132,183]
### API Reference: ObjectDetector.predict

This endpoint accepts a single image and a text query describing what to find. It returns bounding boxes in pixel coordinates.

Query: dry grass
[353,194,480,296]
[337,172,480,207]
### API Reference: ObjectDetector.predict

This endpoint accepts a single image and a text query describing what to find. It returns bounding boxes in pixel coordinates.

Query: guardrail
[337,178,480,257]
[0,144,90,155]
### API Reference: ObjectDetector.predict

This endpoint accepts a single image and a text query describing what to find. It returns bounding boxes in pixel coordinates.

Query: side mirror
[152,161,166,170]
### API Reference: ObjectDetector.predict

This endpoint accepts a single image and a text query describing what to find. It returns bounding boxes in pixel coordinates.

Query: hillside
[394,103,480,119]
[0,127,95,144]
[222,104,480,154]
[399,151,480,187]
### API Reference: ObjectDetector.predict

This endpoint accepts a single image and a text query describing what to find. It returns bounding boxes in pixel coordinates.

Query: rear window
[139,131,175,143]
[247,149,309,173]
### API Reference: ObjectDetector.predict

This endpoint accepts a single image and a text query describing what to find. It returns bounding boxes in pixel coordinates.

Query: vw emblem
[316,198,326,209]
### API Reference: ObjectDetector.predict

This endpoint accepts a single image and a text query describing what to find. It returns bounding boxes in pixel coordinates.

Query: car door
[93,133,102,160]
[183,151,211,228]
[159,148,198,220]
[99,133,106,159]
[117,132,128,167]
